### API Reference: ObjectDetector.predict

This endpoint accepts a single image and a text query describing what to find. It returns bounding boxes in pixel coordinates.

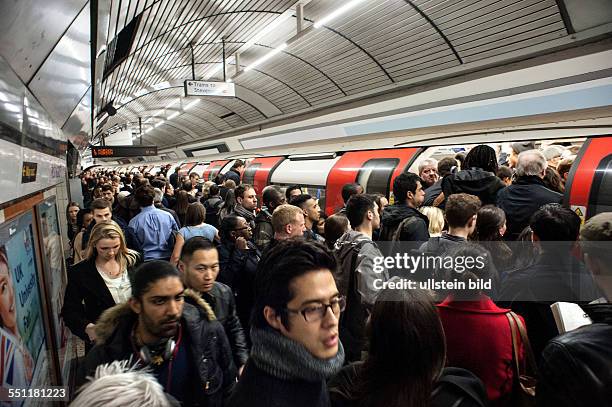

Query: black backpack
[204,197,223,228]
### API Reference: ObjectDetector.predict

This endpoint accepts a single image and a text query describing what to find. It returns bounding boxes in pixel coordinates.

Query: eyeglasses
[285,296,346,323]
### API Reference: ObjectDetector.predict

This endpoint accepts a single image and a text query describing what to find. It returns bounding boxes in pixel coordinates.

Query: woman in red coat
[436,243,526,406]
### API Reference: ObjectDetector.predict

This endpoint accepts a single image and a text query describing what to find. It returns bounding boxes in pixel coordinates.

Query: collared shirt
[128,205,178,260]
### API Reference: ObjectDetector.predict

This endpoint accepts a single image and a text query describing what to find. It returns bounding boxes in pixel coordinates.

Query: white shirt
[97,267,132,304]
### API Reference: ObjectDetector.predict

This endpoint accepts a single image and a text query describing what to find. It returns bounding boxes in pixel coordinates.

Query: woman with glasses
[218,215,261,335]
[329,288,488,407]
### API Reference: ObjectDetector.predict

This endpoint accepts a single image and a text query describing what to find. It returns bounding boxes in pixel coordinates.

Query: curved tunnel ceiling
[97,0,594,149]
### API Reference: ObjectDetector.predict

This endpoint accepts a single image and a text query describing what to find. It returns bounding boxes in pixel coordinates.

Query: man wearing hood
[76,261,235,406]
[227,239,345,407]
[379,172,429,242]
[334,194,388,362]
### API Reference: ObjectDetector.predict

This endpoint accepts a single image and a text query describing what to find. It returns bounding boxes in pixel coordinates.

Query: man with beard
[253,185,286,252]
[231,184,258,229]
[76,261,235,406]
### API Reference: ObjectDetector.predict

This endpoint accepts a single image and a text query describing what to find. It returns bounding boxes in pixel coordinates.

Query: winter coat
[225,169,241,185]
[188,282,249,368]
[442,168,506,206]
[329,364,488,407]
[537,303,612,407]
[333,231,387,362]
[379,204,429,242]
[496,175,562,240]
[253,208,274,252]
[76,289,236,407]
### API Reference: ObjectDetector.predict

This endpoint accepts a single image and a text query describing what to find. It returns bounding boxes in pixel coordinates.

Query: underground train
[99,132,612,221]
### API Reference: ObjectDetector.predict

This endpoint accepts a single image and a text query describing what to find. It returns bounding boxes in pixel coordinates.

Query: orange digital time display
[91,145,158,158]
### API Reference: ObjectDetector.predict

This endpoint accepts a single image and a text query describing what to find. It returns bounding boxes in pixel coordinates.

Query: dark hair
[90,198,112,211]
[262,185,283,207]
[324,214,350,250]
[209,184,220,196]
[220,215,242,241]
[100,184,114,193]
[557,158,573,179]
[496,165,512,180]
[341,183,363,204]
[463,145,498,173]
[289,194,312,209]
[392,173,422,204]
[131,261,182,299]
[174,190,190,218]
[189,172,199,179]
[232,159,245,169]
[438,157,458,177]
[511,226,538,269]
[347,289,445,407]
[76,208,93,229]
[182,181,193,192]
[454,153,466,169]
[530,204,580,242]
[444,193,481,228]
[474,205,506,241]
[345,194,375,229]
[285,185,302,201]
[66,202,80,223]
[253,239,337,329]
[150,179,166,190]
[180,236,216,261]
[134,185,155,207]
[234,184,253,200]
[543,167,564,193]
[184,203,206,227]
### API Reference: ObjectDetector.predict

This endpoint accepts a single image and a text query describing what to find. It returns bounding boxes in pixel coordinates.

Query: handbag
[506,311,538,406]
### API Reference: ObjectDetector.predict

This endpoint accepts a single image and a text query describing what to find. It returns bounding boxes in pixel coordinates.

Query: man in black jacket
[379,172,429,242]
[227,239,345,407]
[537,212,612,406]
[77,261,235,407]
[253,185,286,252]
[497,149,562,240]
[179,237,249,374]
[225,159,245,185]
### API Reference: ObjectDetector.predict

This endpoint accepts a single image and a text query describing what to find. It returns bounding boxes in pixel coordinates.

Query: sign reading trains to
[184,80,235,97]
[91,145,158,158]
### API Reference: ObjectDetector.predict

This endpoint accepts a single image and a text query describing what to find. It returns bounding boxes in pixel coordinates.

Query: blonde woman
[61,221,140,348]
[419,206,445,237]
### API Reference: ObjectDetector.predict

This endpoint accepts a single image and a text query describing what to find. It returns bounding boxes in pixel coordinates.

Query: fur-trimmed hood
[94,288,216,344]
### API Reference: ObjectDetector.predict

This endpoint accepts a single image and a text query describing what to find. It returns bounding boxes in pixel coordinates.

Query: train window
[243,164,261,186]
[273,184,327,211]
[357,159,399,197]
[588,154,612,216]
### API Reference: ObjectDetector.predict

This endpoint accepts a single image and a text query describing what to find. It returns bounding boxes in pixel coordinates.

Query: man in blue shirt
[128,185,179,261]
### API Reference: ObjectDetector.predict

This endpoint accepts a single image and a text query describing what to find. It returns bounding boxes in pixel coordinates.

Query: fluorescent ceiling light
[152,81,170,90]
[244,43,287,72]
[167,111,180,120]
[314,0,367,28]
[134,88,147,97]
[166,99,180,109]
[185,99,200,110]
[243,9,294,50]
[145,128,153,134]
[154,120,165,128]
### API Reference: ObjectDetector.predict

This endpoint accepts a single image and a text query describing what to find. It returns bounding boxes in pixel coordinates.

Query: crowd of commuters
[62,143,611,406]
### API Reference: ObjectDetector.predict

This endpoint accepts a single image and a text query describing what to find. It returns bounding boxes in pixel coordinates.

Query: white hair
[153,188,163,204]
[542,145,566,161]
[418,158,438,174]
[71,360,171,407]
[516,149,547,177]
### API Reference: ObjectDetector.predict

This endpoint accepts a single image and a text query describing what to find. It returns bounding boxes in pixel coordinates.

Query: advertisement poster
[0,211,50,406]
[37,198,73,386]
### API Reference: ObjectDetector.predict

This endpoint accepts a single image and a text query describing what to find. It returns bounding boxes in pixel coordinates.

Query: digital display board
[91,145,157,158]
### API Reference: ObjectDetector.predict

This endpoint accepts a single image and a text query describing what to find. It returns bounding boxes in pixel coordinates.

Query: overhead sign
[91,145,158,158]
[184,80,235,97]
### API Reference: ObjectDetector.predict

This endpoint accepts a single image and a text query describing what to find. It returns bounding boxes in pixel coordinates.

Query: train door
[325,148,421,214]
[189,162,210,178]
[203,160,230,181]
[242,157,285,203]
[178,161,197,176]
[564,136,612,222]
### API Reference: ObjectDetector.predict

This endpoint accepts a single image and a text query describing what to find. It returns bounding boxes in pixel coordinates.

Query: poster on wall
[0,211,51,406]
[36,198,73,386]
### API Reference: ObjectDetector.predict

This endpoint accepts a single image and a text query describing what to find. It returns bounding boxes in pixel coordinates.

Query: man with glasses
[179,237,248,376]
[227,239,345,407]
